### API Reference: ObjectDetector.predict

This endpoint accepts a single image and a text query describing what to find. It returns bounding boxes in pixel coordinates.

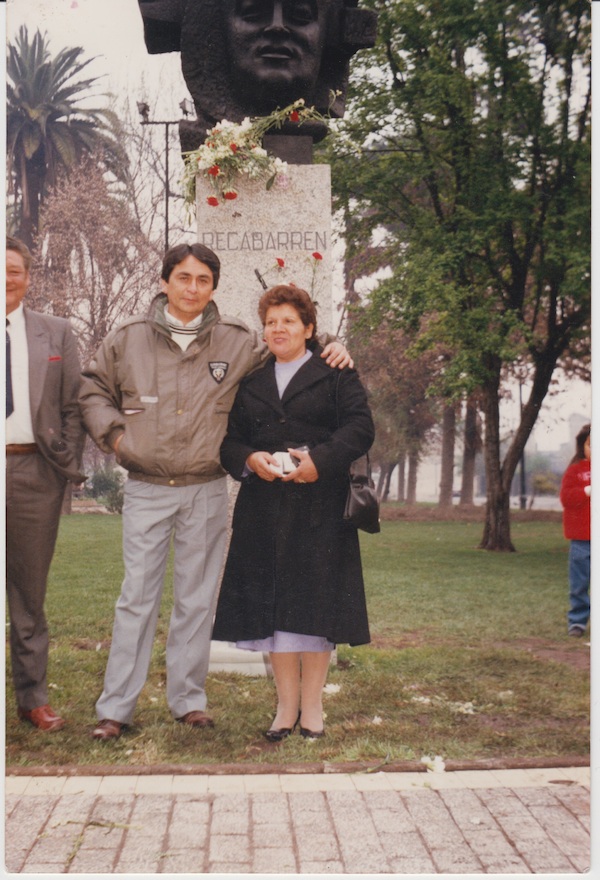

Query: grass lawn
[5,512,589,769]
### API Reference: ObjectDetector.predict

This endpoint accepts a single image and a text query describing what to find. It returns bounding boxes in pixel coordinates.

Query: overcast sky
[6,0,189,118]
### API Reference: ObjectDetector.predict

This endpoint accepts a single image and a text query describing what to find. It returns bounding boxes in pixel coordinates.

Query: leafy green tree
[6,25,124,247]
[327,0,590,549]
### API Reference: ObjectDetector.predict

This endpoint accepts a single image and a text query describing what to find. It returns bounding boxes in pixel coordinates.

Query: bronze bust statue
[137,0,377,155]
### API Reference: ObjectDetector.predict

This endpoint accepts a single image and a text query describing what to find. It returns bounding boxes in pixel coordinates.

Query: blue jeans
[568,540,590,629]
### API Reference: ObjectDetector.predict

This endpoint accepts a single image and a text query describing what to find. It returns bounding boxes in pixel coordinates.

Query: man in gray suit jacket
[6,236,85,731]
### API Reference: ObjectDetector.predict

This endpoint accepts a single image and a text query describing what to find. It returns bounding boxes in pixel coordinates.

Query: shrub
[86,466,124,513]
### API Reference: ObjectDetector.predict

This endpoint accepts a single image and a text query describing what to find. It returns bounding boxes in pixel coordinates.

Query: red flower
[230,143,239,152]
[276,258,285,268]
[289,110,300,122]
[312,252,323,260]
[207,196,220,207]
[208,165,220,176]
[223,191,238,200]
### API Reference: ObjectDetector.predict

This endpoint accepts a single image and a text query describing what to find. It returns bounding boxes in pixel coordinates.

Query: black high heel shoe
[300,726,325,739]
[264,711,301,742]
[299,714,325,739]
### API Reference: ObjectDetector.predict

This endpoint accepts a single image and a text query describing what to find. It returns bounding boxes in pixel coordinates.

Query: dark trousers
[6,452,66,710]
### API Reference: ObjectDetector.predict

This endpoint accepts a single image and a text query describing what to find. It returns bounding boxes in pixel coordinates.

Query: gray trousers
[96,476,228,724]
[6,452,66,710]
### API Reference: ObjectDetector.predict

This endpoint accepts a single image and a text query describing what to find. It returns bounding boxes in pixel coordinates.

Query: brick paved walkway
[4,766,590,874]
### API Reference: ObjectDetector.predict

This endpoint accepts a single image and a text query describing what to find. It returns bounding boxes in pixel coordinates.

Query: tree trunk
[406,449,418,505]
[438,403,456,509]
[479,366,515,551]
[382,462,395,501]
[479,353,556,551]
[459,394,480,506]
[397,452,406,502]
[377,462,394,502]
[18,152,43,249]
[480,484,513,551]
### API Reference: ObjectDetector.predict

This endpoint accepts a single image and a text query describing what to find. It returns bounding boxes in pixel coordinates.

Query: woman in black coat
[212,284,374,739]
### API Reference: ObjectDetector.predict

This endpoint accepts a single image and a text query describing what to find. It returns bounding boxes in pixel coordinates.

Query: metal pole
[519,381,527,510]
[164,122,170,252]
[140,116,179,253]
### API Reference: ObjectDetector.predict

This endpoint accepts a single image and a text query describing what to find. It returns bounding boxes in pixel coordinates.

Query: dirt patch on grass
[381,504,562,524]
[369,632,590,673]
[490,637,590,672]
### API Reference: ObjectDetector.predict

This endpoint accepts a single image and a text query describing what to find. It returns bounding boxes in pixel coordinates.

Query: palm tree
[7,26,125,248]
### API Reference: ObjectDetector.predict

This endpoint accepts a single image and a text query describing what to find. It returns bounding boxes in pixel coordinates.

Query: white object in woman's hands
[584,484,591,497]
[271,451,297,474]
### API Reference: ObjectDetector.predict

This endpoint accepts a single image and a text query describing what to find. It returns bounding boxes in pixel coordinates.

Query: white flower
[323,683,341,695]
[183,99,328,209]
[371,715,383,725]
[421,755,446,773]
[449,701,476,715]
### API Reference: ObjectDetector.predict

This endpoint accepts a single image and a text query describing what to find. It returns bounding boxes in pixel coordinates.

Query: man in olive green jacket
[79,242,349,739]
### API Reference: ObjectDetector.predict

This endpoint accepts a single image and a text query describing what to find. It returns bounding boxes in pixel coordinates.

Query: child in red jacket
[559,424,591,637]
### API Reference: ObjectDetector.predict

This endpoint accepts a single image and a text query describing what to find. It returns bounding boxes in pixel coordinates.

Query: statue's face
[226,0,327,106]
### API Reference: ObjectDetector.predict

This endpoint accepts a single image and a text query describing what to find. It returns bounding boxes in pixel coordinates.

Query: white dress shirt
[6,303,35,444]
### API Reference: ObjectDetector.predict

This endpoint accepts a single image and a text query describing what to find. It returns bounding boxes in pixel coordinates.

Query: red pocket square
[48,356,62,361]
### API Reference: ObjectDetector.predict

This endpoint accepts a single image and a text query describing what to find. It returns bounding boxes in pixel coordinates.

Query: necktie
[6,320,13,418]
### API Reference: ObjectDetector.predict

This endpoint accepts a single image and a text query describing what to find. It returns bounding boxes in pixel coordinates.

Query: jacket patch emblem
[209,362,229,384]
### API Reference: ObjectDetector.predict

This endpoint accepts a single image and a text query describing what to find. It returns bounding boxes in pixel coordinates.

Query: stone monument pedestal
[195,164,333,334]
[202,163,335,676]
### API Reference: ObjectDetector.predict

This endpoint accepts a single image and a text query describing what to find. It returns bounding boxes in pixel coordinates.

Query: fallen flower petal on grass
[323,683,341,695]
[449,700,476,715]
[420,755,446,773]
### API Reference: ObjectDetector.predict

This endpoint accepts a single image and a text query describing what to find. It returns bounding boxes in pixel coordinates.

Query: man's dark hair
[161,242,221,288]
[6,236,33,272]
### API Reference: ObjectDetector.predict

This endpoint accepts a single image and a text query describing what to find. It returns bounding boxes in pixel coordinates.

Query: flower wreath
[182,99,330,210]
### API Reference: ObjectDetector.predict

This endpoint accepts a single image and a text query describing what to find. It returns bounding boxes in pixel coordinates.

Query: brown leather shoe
[18,705,65,732]
[176,710,214,728]
[92,718,124,740]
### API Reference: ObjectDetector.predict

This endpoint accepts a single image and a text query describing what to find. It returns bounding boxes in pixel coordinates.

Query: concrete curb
[6,753,590,777]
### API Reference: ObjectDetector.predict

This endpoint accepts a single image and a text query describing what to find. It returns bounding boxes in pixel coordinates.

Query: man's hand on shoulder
[321,341,353,369]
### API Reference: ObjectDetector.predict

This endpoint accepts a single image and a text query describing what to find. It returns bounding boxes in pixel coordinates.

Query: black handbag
[335,373,380,533]
[344,454,381,533]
